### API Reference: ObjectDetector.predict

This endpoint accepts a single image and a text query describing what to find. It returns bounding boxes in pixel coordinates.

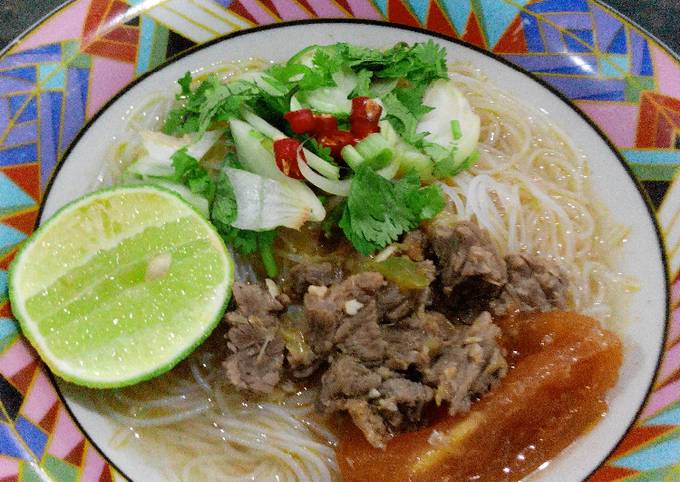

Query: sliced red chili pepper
[273,138,304,179]
[350,97,382,123]
[350,97,382,139]
[351,118,380,139]
[284,109,315,134]
[313,114,338,135]
[316,130,356,158]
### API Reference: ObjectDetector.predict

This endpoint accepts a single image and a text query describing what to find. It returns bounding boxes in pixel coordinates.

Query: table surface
[1,0,679,56]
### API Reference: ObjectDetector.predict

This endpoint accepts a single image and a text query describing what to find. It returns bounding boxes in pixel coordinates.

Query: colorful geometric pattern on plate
[0,1,678,481]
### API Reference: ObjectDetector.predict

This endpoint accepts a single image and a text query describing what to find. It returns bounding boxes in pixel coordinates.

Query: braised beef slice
[375,377,434,431]
[382,311,451,371]
[222,283,287,393]
[319,356,388,448]
[423,311,508,414]
[490,254,568,317]
[320,355,382,402]
[229,282,286,322]
[376,282,422,322]
[303,272,386,357]
[333,300,386,363]
[426,220,507,319]
[285,262,342,301]
[320,356,434,448]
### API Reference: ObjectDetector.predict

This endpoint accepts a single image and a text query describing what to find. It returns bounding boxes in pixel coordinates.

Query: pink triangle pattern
[12,1,91,53]
[47,406,85,460]
[18,371,58,425]
[0,339,36,380]
[82,444,107,482]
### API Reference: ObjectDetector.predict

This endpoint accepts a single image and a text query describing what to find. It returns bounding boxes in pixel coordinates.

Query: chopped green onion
[258,233,279,278]
[450,119,462,140]
[354,133,393,170]
[341,145,365,171]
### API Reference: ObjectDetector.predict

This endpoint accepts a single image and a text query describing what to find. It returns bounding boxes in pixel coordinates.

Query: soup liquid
[335,311,623,482]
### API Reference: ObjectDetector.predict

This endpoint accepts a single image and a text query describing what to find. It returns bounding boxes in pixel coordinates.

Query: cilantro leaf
[339,165,445,255]
[306,138,335,163]
[381,93,423,145]
[268,63,330,91]
[210,171,238,232]
[431,147,480,178]
[178,71,193,97]
[219,228,258,255]
[394,83,433,120]
[171,148,215,200]
[350,69,373,98]
[312,48,344,77]
[407,184,446,221]
[339,208,382,255]
[164,76,257,136]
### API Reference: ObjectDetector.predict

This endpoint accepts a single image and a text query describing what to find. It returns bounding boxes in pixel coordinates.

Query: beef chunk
[320,355,382,401]
[223,315,285,393]
[303,272,386,357]
[490,254,568,317]
[426,220,507,319]
[285,262,342,301]
[423,311,508,414]
[230,282,286,322]
[334,301,386,363]
[383,311,451,371]
[376,378,433,430]
[320,356,433,448]
[223,283,287,393]
[376,282,422,322]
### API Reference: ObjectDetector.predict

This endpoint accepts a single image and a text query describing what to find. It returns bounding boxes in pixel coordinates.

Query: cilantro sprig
[339,165,445,255]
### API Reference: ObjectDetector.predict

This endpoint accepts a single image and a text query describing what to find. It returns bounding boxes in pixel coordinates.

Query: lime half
[9,186,233,388]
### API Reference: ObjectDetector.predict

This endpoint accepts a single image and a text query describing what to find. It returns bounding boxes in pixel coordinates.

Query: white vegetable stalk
[128,130,221,177]
[298,69,357,115]
[415,79,481,162]
[225,167,325,230]
[296,151,351,196]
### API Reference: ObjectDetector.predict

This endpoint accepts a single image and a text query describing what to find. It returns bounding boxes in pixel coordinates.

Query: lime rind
[9,185,233,388]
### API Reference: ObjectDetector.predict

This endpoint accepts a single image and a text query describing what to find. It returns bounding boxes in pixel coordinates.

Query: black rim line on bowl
[32,18,670,482]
